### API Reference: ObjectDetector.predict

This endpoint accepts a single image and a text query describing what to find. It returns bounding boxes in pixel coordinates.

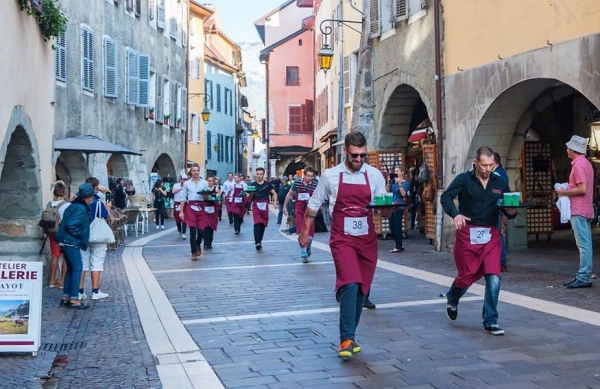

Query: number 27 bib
[469,227,491,245]
[344,217,368,236]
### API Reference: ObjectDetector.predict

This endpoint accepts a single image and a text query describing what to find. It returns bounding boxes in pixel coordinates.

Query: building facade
[0,2,56,259]
[54,0,189,194]
[255,0,315,178]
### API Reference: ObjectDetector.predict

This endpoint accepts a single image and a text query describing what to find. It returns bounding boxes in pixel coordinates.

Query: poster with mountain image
[0,300,30,335]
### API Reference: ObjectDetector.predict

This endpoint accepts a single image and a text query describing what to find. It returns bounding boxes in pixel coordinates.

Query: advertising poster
[0,262,43,355]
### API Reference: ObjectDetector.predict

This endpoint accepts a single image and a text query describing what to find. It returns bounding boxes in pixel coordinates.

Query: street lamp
[189,93,212,124]
[318,18,364,72]
[243,146,248,158]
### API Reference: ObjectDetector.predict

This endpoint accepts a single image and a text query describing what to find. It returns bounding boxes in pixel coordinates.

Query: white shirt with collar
[222,179,235,197]
[180,178,209,202]
[173,182,186,202]
[307,160,387,214]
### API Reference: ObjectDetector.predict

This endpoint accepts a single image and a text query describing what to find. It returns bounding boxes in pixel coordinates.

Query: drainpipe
[434,0,444,251]
[184,11,190,175]
[337,0,344,163]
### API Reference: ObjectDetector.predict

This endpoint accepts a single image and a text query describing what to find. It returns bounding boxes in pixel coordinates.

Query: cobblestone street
[2,210,600,388]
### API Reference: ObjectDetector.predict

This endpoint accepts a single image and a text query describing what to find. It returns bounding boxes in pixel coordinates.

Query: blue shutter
[127,50,139,105]
[138,54,150,106]
[103,37,118,98]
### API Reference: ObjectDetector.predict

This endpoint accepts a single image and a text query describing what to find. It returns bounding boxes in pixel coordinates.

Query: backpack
[417,160,430,183]
[38,200,66,234]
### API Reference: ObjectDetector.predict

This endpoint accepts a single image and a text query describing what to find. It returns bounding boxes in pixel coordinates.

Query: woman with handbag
[79,177,111,301]
[151,179,167,229]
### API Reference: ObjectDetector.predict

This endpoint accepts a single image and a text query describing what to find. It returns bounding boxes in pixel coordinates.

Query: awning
[407,127,432,143]
[54,135,142,156]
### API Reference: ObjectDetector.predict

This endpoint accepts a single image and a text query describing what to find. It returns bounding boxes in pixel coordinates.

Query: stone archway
[152,153,177,181]
[107,154,128,179]
[55,151,86,191]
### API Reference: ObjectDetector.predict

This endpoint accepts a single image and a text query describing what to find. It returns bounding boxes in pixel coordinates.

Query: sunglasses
[348,153,368,159]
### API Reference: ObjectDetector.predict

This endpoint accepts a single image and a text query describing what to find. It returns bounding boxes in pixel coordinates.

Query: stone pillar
[269,159,277,178]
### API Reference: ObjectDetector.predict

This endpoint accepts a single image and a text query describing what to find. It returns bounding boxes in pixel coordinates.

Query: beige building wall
[444,0,600,75]
[0,2,56,257]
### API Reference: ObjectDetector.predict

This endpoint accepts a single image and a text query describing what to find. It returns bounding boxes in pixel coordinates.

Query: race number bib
[470,227,491,245]
[234,197,243,203]
[257,202,267,211]
[190,205,201,212]
[298,193,310,201]
[204,206,215,214]
[344,217,368,236]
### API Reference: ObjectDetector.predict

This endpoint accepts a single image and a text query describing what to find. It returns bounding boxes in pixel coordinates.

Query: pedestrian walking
[55,183,95,309]
[277,176,292,226]
[113,178,127,209]
[179,164,209,261]
[440,146,515,336]
[298,131,388,359]
[556,135,595,289]
[47,180,71,289]
[250,167,277,251]
[222,172,235,225]
[492,152,509,271]
[388,167,409,253]
[201,175,221,250]
[284,167,317,262]
[229,173,248,234]
[173,174,188,239]
[151,180,167,229]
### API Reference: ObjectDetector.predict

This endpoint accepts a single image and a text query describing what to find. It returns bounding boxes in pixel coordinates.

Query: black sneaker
[484,325,505,335]
[363,298,376,309]
[256,243,262,251]
[446,304,458,321]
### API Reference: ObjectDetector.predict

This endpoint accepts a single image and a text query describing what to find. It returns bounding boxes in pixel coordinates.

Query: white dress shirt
[173,183,185,202]
[180,178,209,202]
[307,161,387,214]
[222,179,235,198]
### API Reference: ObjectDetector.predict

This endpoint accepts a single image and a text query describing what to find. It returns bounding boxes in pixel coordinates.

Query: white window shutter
[138,54,150,106]
[156,75,163,122]
[56,31,67,82]
[82,27,95,92]
[191,114,199,143]
[127,50,139,105]
[157,0,165,29]
[180,87,187,131]
[163,80,170,118]
[370,0,380,37]
[170,82,177,127]
[103,37,118,98]
[395,0,408,21]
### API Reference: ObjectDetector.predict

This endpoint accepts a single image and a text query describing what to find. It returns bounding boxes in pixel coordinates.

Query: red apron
[229,184,246,218]
[199,201,219,231]
[330,172,377,295]
[295,182,315,237]
[453,225,501,288]
[252,199,270,226]
[184,200,205,229]
[174,203,186,224]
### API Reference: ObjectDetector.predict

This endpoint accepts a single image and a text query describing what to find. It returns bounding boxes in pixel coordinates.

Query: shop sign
[583,103,600,122]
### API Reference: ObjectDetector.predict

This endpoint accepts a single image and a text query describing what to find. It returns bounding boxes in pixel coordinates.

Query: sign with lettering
[0,262,43,356]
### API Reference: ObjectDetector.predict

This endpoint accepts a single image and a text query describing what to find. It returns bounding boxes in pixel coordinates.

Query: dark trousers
[389,208,404,249]
[254,223,266,244]
[228,211,233,225]
[203,227,214,248]
[176,221,187,234]
[189,227,204,254]
[155,203,165,226]
[233,214,243,232]
[218,208,222,221]
[339,283,366,342]
[409,202,418,229]
[245,202,251,214]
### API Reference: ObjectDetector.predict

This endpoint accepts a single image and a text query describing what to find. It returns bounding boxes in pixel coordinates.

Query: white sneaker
[78,292,87,300]
[161,225,165,229]
[182,233,186,240]
[156,225,160,230]
[91,291,109,300]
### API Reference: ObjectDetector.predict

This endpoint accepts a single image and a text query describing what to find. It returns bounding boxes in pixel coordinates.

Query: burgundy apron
[174,202,186,224]
[184,200,204,229]
[295,182,315,237]
[199,201,219,231]
[252,199,270,226]
[453,225,501,288]
[229,184,246,218]
[330,172,378,294]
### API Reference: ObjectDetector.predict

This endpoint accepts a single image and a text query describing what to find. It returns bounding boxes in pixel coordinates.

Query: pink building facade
[256,0,315,178]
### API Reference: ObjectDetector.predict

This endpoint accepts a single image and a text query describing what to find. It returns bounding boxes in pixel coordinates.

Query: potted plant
[163,114,171,125]
[148,107,155,120]
[176,118,182,129]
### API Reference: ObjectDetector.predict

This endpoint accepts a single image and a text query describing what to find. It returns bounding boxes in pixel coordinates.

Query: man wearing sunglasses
[298,131,388,359]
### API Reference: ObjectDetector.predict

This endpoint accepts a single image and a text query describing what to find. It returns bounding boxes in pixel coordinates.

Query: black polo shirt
[440,170,510,227]
[251,181,274,200]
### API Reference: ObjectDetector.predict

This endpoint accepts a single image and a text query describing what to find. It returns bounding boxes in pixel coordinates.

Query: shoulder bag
[89,201,116,244]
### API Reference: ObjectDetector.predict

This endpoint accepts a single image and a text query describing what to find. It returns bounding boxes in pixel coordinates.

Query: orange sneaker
[338,339,358,359]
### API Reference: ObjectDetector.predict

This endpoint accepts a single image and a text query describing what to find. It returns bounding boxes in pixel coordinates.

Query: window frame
[285,66,300,86]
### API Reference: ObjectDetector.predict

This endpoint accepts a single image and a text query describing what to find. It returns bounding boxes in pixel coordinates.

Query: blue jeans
[571,215,593,283]
[498,215,507,266]
[277,203,284,224]
[447,274,501,327]
[389,208,404,249]
[62,245,84,300]
[338,283,366,342]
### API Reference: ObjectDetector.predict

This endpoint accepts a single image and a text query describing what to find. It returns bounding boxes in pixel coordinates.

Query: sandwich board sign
[0,261,43,356]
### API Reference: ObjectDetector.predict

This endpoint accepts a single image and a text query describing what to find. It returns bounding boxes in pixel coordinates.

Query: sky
[201,0,288,44]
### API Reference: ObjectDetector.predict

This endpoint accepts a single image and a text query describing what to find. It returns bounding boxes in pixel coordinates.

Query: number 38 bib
[344,216,368,236]
[469,227,491,245]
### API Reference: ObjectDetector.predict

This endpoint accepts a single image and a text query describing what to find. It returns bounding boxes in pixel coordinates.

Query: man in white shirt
[222,172,235,225]
[298,131,388,359]
[172,174,188,239]
[179,164,209,260]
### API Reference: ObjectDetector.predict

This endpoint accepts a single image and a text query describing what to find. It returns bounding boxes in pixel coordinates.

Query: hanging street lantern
[201,107,211,124]
[318,43,334,72]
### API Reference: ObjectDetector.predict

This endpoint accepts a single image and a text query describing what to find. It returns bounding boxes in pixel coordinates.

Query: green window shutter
[138,54,150,106]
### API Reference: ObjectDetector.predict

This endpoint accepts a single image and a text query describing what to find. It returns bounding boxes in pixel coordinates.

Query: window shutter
[289,106,302,133]
[169,18,177,39]
[301,104,307,133]
[127,50,139,105]
[56,31,67,82]
[138,54,150,106]
[156,75,163,122]
[135,0,141,17]
[216,84,221,112]
[126,0,133,12]
[207,130,212,159]
[170,82,177,127]
[343,56,350,105]
[149,0,155,20]
[181,87,187,132]
[163,80,170,119]
[157,0,165,29]
[191,114,199,143]
[224,88,228,115]
[103,37,118,98]
[395,0,407,21]
[370,0,380,36]
[82,27,95,92]
[305,99,314,133]
[209,81,214,109]
[229,89,233,116]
